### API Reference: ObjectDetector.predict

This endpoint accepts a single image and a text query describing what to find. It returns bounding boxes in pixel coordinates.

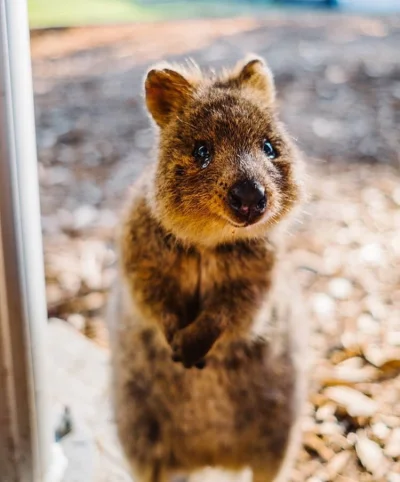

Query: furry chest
[173,250,224,325]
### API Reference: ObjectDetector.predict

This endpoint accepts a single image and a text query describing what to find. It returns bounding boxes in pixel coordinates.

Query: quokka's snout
[227,179,267,225]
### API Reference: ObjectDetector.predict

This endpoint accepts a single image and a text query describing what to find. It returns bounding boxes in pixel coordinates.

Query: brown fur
[107,55,309,482]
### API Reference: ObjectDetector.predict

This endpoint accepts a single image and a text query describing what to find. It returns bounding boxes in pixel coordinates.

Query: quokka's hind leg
[131,462,172,482]
[273,420,303,482]
[251,469,276,482]
[252,447,298,482]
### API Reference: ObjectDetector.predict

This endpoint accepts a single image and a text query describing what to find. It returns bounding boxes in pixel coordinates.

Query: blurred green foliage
[28,0,271,28]
[29,0,155,27]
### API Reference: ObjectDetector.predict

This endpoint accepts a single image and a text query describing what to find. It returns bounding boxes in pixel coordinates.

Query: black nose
[228,180,267,222]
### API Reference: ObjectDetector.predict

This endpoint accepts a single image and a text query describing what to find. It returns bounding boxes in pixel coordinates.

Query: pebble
[325,451,352,479]
[371,422,391,441]
[392,187,400,206]
[46,285,64,305]
[357,314,380,336]
[67,313,86,332]
[73,205,99,230]
[325,386,378,418]
[328,278,353,300]
[359,243,384,265]
[312,293,336,317]
[385,428,400,458]
[81,292,104,312]
[312,118,340,138]
[325,65,347,84]
[315,403,336,422]
[355,431,386,476]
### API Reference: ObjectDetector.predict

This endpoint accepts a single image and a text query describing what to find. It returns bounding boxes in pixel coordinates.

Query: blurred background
[29,0,400,480]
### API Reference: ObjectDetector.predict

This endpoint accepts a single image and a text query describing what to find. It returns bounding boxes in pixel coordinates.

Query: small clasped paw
[171,331,207,369]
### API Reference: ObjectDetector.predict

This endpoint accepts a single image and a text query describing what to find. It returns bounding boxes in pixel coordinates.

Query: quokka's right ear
[234,54,276,104]
[144,67,193,127]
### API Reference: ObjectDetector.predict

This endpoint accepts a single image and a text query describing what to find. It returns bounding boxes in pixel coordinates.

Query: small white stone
[328,277,353,300]
[385,428,400,458]
[371,422,390,441]
[364,296,387,320]
[312,293,336,316]
[356,431,385,475]
[325,65,347,84]
[316,403,336,422]
[347,432,357,445]
[392,186,400,206]
[388,331,400,346]
[312,118,339,138]
[318,421,342,436]
[67,314,86,332]
[359,243,384,265]
[325,386,378,417]
[337,357,364,369]
[357,314,380,336]
[73,205,98,230]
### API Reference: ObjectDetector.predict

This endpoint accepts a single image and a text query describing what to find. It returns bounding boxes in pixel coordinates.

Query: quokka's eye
[193,141,212,169]
[263,139,277,160]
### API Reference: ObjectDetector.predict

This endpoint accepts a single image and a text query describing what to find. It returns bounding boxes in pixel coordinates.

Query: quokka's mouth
[221,211,266,229]
[229,221,247,228]
[226,217,261,229]
[219,213,246,228]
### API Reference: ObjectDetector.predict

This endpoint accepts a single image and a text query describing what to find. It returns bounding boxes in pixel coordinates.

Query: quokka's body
[107,55,309,482]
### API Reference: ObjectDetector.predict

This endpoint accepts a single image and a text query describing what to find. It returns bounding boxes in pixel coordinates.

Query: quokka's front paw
[171,325,214,369]
[163,315,181,345]
[171,320,222,369]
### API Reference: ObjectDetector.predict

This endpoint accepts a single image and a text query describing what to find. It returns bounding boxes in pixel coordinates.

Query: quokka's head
[144,55,305,247]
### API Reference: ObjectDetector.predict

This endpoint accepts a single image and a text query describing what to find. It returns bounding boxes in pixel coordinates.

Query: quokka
[107,54,309,482]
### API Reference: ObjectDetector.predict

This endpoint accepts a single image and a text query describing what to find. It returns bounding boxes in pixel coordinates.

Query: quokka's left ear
[144,66,194,127]
[234,54,276,104]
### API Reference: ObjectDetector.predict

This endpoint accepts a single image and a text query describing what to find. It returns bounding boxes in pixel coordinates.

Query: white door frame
[0,0,51,480]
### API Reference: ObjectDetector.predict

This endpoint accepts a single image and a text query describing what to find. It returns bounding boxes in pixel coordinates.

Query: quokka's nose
[228,180,267,223]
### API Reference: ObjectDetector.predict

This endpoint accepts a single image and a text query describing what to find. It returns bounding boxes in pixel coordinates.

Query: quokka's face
[145,56,304,247]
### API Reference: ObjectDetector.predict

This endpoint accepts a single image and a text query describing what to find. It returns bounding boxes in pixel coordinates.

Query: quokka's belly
[113,325,298,470]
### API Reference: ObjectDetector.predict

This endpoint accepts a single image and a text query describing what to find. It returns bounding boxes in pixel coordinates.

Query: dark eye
[263,139,277,159]
[193,141,212,169]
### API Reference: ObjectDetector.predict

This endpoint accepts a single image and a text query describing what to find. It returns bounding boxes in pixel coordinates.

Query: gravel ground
[31,13,400,481]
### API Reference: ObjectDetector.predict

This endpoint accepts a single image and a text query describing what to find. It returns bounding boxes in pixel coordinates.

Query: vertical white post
[0,0,51,480]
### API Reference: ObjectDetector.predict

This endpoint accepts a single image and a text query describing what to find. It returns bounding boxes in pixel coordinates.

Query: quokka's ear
[234,54,276,104]
[144,67,193,127]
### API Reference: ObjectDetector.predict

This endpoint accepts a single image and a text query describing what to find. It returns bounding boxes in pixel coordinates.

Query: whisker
[177,117,197,130]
